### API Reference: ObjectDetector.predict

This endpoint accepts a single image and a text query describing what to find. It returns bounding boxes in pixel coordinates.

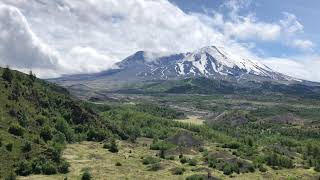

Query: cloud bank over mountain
[0,0,319,81]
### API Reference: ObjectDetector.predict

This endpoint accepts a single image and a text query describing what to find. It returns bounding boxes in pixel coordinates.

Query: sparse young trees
[2,66,13,83]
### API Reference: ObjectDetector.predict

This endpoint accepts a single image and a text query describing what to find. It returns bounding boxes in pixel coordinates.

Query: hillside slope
[0,67,104,178]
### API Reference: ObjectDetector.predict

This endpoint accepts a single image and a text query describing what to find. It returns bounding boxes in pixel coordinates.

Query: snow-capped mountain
[52,46,299,84]
[110,46,294,82]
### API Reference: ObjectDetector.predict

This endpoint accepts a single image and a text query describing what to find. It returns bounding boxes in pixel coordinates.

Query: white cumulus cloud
[0,4,60,71]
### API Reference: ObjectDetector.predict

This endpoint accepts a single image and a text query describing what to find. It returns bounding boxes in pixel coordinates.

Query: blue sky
[0,0,320,81]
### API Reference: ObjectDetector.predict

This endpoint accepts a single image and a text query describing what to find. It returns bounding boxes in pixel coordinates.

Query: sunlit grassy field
[20,140,320,180]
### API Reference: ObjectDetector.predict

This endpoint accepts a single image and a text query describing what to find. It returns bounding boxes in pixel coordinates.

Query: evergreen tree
[2,66,13,83]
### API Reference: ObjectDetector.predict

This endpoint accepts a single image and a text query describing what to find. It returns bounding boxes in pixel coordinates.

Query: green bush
[8,124,24,137]
[109,139,119,153]
[188,158,198,166]
[5,171,17,180]
[81,171,92,180]
[58,161,70,174]
[42,162,57,175]
[186,174,205,180]
[149,163,162,171]
[265,153,293,168]
[142,156,159,165]
[222,142,240,149]
[171,167,185,175]
[223,163,233,175]
[2,66,13,83]
[87,128,108,141]
[115,162,122,166]
[40,126,53,142]
[6,143,13,152]
[22,141,32,153]
[150,141,174,150]
[180,157,188,164]
[259,165,268,172]
[15,160,33,176]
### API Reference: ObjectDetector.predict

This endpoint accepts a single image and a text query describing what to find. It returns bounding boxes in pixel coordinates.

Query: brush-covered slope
[0,67,105,178]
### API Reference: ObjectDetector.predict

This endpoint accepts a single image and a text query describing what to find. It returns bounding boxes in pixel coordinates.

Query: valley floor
[19,140,320,180]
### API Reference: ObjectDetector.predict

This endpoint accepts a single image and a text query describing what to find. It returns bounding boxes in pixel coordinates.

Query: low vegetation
[1,67,320,179]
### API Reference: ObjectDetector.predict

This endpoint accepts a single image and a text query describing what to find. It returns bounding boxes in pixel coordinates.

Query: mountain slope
[52,46,301,86]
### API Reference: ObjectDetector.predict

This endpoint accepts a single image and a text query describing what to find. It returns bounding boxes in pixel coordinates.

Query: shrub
[55,118,74,142]
[180,157,188,164]
[42,162,57,175]
[2,66,13,83]
[259,165,267,172]
[223,163,233,175]
[186,174,205,180]
[58,161,70,174]
[115,162,122,166]
[22,141,32,153]
[265,153,293,168]
[103,143,110,149]
[81,171,92,180]
[8,124,24,137]
[5,171,16,180]
[150,141,174,150]
[149,163,162,171]
[188,158,198,166]
[109,139,119,153]
[171,167,185,175]
[222,142,240,149]
[6,143,13,152]
[40,126,53,142]
[142,156,159,165]
[160,150,165,159]
[87,128,108,141]
[15,160,32,176]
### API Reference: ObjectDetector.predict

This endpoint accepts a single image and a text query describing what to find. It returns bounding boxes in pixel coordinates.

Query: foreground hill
[0,67,105,178]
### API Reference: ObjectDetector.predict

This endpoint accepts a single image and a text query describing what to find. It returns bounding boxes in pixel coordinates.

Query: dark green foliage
[41,162,57,175]
[180,157,187,164]
[171,167,185,175]
[149,163,162,171]
[259,165,267,172]
[150,140,175,151]
[5,143,13,152]
[222,163,233,175]
[109,139,119,153]
[115,162,122,166]
[2,66,13,83]
[265,153,293,168]
[135,103,185,119]
[222,142,240,149]
[40,126,53,142]
[142,156,160,165]
[87,128,108,142]
[186,174,205,180]
[5,172,16,180]
[58,161,70,174]
[15,160,33,176]
[8,124,24,136]
[81,171,92,180]
[0,67,102,177]
[55,118,74,142]
[22,141,32,153]
[159,150,165,159]
[188,158,198,166]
